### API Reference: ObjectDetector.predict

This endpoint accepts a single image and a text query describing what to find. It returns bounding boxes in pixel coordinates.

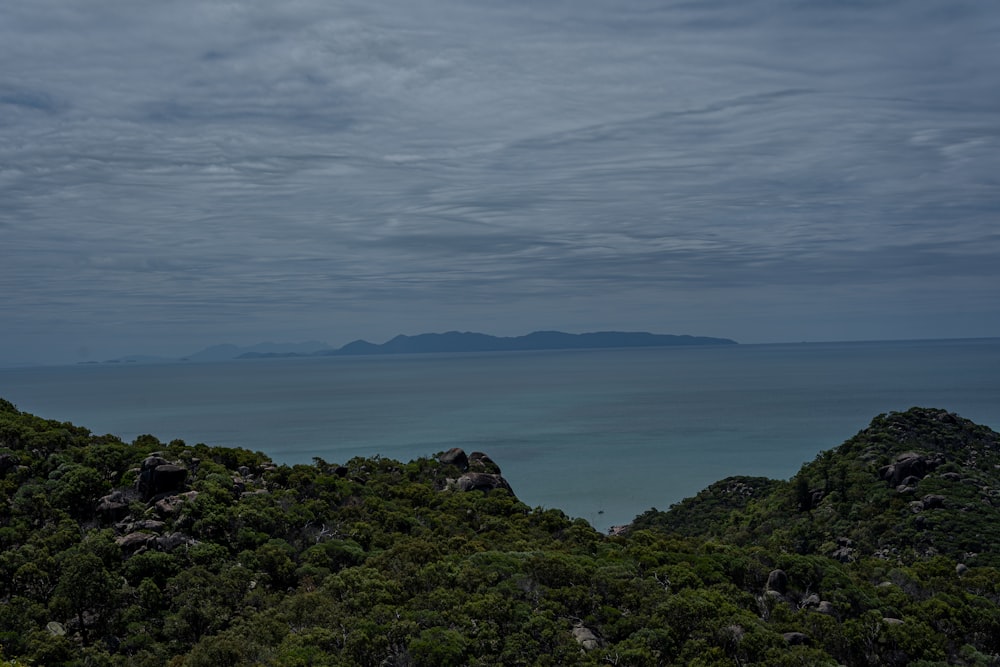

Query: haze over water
[3,339,999,532]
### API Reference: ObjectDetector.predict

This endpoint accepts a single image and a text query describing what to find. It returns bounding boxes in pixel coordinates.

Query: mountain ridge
[243,330,738,359]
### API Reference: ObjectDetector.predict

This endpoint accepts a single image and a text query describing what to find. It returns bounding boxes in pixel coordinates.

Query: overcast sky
[2,0,999,364]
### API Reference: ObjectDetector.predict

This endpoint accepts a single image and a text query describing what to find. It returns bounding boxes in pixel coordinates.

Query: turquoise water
[3,339,999,532]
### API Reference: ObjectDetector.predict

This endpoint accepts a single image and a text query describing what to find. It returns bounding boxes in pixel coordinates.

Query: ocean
[3,338,999,532]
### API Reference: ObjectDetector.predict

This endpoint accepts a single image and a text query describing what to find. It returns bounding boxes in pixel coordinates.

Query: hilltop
[1,400,999,666]
[633,407,1000,566]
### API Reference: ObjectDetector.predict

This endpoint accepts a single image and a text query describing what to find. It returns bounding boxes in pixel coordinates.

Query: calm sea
[3,339,999,532]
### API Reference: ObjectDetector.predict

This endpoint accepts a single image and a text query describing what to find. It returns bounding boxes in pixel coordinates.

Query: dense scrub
[1,398,999,665]
[637,408,1000,566]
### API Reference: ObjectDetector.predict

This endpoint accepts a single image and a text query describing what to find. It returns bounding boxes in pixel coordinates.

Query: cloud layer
[3,0,999,362]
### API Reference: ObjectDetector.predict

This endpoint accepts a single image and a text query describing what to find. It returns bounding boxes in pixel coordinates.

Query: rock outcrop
[438,448,504,475]
[137,454,188,501]
[454,472,513,494]
[96,490,131,521]
[572,623,603,651]
[880,451,945,487]
[439,448,469,471]
[921,494,947,509]
[439,449,513,495]
[766,569,788,595]
[468,451,502,474]
[154,490,199,518]
[115,529,194,555]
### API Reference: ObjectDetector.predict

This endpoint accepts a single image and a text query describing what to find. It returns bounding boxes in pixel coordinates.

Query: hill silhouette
[242,330,737,358]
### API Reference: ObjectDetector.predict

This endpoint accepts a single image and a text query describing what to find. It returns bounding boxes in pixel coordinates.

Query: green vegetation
[1,398,999,665]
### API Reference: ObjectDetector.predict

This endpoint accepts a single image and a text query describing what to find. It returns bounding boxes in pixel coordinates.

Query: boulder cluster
[880,450,947,491]
[95,453,272,558]
[438,448,514,494]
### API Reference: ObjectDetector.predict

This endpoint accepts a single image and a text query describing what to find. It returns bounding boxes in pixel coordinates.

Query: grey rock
[922,494,947,510]
[783,632,809,645]
[817,601,836,615]
[96,491,130,521]
[439,448,469,471]
[766,569,788,594]
[142,455,169,470]
[152,464,187,493]
[801,594,820,608]
[831,546,854,562]
[454,472,513,494]
[879,452,944,487]
[154,490,198,517]
[468,451,501,474]
[134,519,167,533]
[117,531,155,553]
[572,623,602,651]
[137,459,188,500]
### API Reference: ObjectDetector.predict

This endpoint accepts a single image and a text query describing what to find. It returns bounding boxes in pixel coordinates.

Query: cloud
[1,0,999,362]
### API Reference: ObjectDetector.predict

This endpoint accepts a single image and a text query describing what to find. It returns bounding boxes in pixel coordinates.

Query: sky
[2,0,999,365]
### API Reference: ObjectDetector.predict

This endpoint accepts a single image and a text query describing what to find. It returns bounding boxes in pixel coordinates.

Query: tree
[50,549,118,644]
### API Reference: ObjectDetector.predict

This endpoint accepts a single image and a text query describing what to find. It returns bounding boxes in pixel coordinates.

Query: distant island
[237,330,737,359]
[91,331,737,365]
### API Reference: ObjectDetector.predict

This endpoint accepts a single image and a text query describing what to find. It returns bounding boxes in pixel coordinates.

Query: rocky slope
[636,407,1000,566]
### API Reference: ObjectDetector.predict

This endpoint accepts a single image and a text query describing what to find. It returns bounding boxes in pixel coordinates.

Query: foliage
[1,398,999,665]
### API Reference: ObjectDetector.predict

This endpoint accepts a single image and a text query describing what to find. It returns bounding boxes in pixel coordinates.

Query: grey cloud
[0,83,68,114]
[1,0,999,363]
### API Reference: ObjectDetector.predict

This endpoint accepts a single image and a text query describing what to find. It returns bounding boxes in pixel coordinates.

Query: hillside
[635,408,1000,566]
[1,400,999,666]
